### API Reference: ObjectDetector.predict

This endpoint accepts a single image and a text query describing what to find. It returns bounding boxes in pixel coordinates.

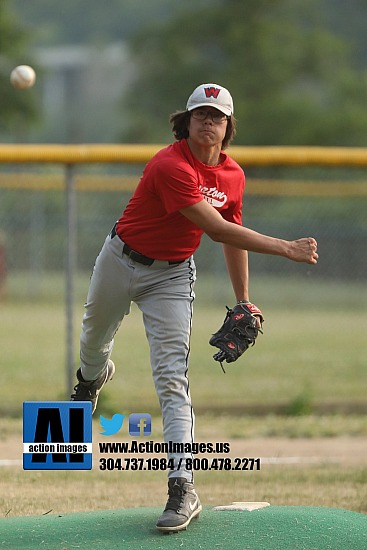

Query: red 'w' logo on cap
[204,87,220,98]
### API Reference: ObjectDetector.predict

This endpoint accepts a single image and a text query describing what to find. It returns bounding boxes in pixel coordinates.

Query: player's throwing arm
[180,199,318,265]
[180,196,318,369]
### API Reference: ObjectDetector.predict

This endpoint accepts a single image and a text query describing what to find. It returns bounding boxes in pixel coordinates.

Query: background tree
[7,0,367,145]
[322,0,367,69]
[121,0,367,146]
[0,1,38,139]
[11,0,218,46]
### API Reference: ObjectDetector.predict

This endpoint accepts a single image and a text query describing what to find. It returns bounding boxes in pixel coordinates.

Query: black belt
[110,224,183,266]
[122,243,155,266]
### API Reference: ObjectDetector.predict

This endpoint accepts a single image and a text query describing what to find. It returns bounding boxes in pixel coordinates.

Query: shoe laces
[166,482,185,512]
[71,379,94,399]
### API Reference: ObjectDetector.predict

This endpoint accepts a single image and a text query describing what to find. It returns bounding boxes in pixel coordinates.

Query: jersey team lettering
[99,457,261,472]
[199,185,228,208]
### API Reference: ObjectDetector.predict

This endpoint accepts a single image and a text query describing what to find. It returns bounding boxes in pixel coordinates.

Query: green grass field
[1,273,366,416]
[1,273,366,518]
[1,304,366,416]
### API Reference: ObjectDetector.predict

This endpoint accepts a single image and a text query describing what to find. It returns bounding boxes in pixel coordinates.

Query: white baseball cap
[186,83,234,116]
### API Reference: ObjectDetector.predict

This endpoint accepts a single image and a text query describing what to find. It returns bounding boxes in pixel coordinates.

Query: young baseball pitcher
[71,83,318,532]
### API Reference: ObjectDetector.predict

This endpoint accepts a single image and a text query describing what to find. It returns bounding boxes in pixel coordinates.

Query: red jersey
[117,139,245,262]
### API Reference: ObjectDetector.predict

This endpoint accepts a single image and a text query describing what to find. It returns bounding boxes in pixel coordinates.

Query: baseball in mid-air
[10,65,36,89]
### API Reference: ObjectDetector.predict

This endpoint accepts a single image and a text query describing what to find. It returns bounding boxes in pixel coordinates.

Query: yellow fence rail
[0,144,367,166]
[0,173,367,197]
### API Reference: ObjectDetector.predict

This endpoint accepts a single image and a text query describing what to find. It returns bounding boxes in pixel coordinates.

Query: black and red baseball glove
[209,302,264,372]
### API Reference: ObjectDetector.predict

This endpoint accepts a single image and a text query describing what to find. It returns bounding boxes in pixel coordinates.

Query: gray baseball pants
[80,231,196,481]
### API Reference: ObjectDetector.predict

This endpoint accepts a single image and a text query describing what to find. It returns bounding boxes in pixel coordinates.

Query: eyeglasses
[191,109,229,124]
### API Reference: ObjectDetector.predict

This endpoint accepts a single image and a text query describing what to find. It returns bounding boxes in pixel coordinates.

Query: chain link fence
[1,162,366,297]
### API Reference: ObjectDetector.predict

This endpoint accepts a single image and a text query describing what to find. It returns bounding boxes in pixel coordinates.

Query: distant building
[33,42,136,143]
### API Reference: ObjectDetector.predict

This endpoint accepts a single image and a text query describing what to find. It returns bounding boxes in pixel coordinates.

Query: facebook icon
[129,413,152,436]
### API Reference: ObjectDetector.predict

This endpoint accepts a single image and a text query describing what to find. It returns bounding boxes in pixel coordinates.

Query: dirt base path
[1,434,366,466]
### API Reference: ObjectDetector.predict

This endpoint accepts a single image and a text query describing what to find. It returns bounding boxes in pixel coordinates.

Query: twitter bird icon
[100,414,125,436]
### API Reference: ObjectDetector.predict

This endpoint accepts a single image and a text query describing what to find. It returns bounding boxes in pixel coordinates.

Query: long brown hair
[169,110,237,150]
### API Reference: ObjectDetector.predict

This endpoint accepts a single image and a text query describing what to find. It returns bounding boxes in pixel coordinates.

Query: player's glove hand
[209,302,264,372]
